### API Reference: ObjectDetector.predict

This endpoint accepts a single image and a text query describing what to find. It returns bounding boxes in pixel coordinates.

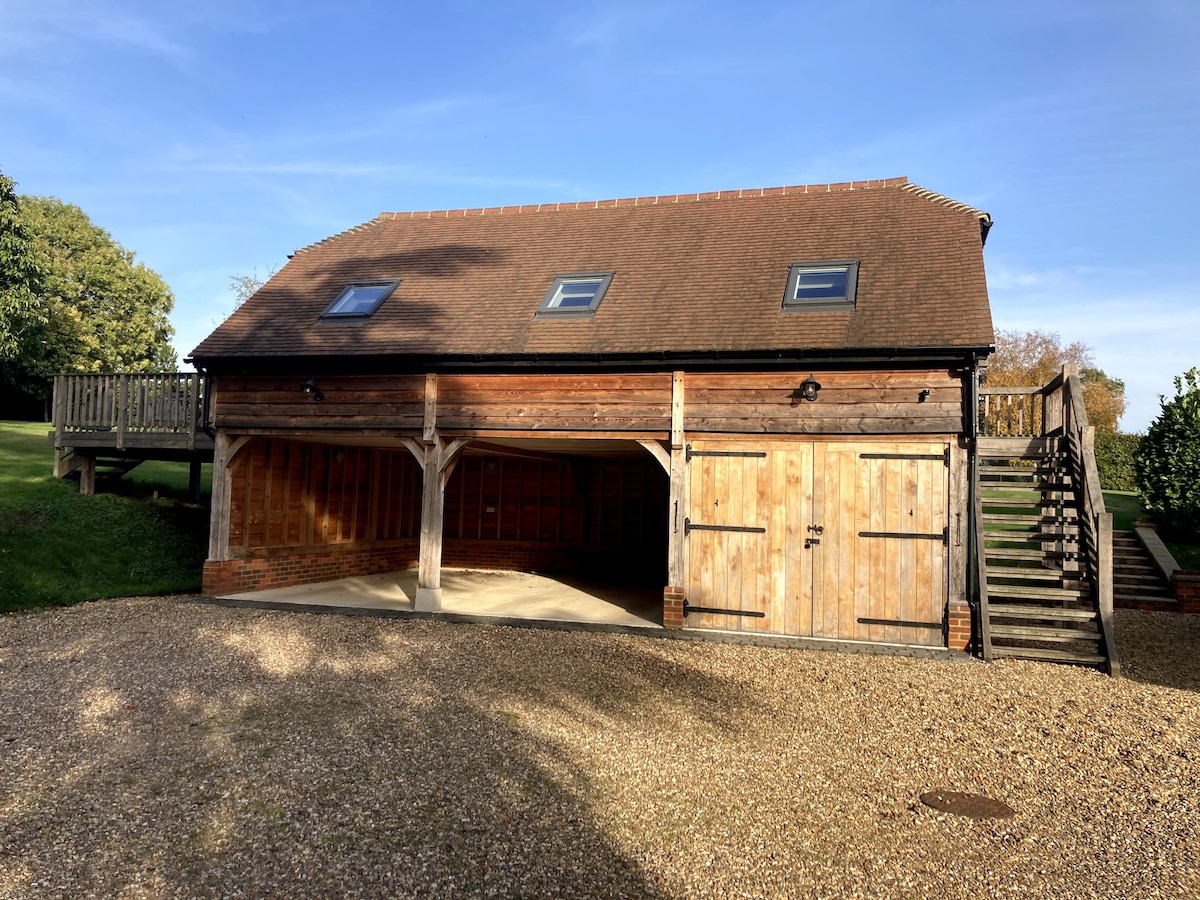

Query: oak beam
[637,439,671,474]
[423,373,438,444]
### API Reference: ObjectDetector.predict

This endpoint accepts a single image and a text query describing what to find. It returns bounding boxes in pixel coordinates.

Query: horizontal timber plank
[436,404,670,419]
[686,387,962,404]
[438,416,668,431]
[684,401,959,418]
[218,389,427,404]
[437,388,672,404]
[439,429,669,441]
[216,416,424,430]
[684,371,959,390]
[438,374,672,391]
[217,403,424,418]
[683,416,959,434]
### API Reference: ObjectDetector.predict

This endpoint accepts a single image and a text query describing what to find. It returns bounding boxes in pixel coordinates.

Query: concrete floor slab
[217,567,663,628]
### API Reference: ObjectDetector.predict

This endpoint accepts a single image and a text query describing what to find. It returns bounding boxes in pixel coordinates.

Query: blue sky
[2,0,1197,430]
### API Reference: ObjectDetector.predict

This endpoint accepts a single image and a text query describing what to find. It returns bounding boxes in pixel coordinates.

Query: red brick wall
[204,541,418,596]
[1175,572,1200,615]
[947,602,971,651]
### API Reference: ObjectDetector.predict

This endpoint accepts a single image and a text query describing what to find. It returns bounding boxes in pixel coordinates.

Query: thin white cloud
[988,261,1200,431]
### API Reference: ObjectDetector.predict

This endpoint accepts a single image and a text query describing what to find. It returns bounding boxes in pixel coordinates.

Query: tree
[984,329,1126,433]
[0,169,45,360]
[1136,368,1200,532]
[228,266,277,314]
[1,193,177,412]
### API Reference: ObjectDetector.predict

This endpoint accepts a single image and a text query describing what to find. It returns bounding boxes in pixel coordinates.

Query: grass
[0,420,211,612]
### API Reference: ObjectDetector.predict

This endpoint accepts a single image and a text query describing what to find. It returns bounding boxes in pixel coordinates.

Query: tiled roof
[191,178,994,363]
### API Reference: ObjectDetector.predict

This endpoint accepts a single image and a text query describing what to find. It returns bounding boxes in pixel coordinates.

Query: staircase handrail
[1062,369,1120,676]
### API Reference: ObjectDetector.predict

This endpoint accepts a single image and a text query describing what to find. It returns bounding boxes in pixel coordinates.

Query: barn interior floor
[214,567,664,629]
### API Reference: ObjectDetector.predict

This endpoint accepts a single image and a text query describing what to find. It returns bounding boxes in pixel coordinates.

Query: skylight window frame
[535,272,615,319]
[781,260,860,313]
[319,279,400,319]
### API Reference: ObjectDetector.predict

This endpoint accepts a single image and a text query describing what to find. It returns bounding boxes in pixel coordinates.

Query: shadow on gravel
[0,605,759,897]
[1114,608,1200,692]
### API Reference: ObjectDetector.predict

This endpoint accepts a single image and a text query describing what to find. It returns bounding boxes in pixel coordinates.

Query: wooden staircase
[976,436,1110,667]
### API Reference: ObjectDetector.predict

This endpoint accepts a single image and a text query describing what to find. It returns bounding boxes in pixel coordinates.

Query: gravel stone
[1,597,1197,898]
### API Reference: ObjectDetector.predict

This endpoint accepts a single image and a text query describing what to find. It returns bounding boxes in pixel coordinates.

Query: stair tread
[1114,592,1175,603]
[985,548,1079,560]
[985,567,1075,582]
[988,628,1099,643]
[991,646,1107,665]
[987,603,1098,619]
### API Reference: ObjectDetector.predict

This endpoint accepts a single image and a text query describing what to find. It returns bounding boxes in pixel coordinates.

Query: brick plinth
[947,601,971,652]
[663,586,685,630]
[203,541,419,596]
[1174,572,1200,615]
[441,539,575,574]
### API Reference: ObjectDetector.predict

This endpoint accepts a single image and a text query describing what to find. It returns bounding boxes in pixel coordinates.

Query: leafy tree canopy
[1,189,177,405]
[985,328,1126,433]
[0,170,46,359]
[1136,368,1200,532]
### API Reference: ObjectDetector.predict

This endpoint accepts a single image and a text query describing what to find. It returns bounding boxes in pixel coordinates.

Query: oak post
[415,440,446,611]
[671,371,685,449]
[208,431,233,561]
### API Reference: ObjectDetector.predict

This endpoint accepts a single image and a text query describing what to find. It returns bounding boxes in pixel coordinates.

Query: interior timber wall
[204,437,668,594]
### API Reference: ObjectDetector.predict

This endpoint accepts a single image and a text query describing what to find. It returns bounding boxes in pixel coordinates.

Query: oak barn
[179,177,1116,670]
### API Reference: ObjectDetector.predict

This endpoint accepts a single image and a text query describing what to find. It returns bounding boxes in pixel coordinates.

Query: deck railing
[52,373,208,451]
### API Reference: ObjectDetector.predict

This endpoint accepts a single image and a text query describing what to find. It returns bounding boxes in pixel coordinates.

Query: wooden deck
[48,373,215,496]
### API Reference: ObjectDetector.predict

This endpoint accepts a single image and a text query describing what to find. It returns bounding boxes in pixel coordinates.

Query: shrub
[1136,368,1200,531]
[1094,432,1141,492]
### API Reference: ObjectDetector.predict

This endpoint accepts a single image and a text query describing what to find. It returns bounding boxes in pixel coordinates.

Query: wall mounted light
[801,375,822,402]
[302,378,324,401]
[918,389,931,403]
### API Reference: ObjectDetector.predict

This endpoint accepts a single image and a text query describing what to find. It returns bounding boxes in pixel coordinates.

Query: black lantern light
[302,378,324,401]
[801,375,821,402]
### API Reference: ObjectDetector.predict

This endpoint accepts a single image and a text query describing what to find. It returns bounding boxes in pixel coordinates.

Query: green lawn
[0,421,210,612]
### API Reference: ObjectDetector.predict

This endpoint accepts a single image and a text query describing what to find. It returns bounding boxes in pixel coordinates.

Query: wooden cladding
[435,374,672,433]
[227,438,667,559]
[214,369,962,437]
[683,371,962,434]
[444,454,666,549]
[215,374,426,431]
[228,439,421,551]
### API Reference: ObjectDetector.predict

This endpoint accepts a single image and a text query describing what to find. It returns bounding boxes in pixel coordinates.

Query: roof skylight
[782,261,859,312]
[536,272,614,319]
[320,280,399,318]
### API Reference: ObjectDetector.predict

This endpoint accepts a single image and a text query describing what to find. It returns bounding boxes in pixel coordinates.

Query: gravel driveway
[1,597,1197,899]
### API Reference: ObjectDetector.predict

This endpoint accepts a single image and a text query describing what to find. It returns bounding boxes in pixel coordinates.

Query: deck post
[188,460,202,502]
[78,454,96,496]
[415,439,446,611]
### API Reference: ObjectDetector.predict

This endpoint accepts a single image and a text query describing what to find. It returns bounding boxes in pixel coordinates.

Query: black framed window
[320,280,399,318]
[535,272,614,319]
[782,261,859,312]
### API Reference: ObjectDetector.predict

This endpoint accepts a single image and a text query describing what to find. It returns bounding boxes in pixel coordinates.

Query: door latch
[804,537,820,549]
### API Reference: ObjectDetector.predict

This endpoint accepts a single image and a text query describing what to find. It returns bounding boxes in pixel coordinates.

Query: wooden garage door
[686,440,949,647]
